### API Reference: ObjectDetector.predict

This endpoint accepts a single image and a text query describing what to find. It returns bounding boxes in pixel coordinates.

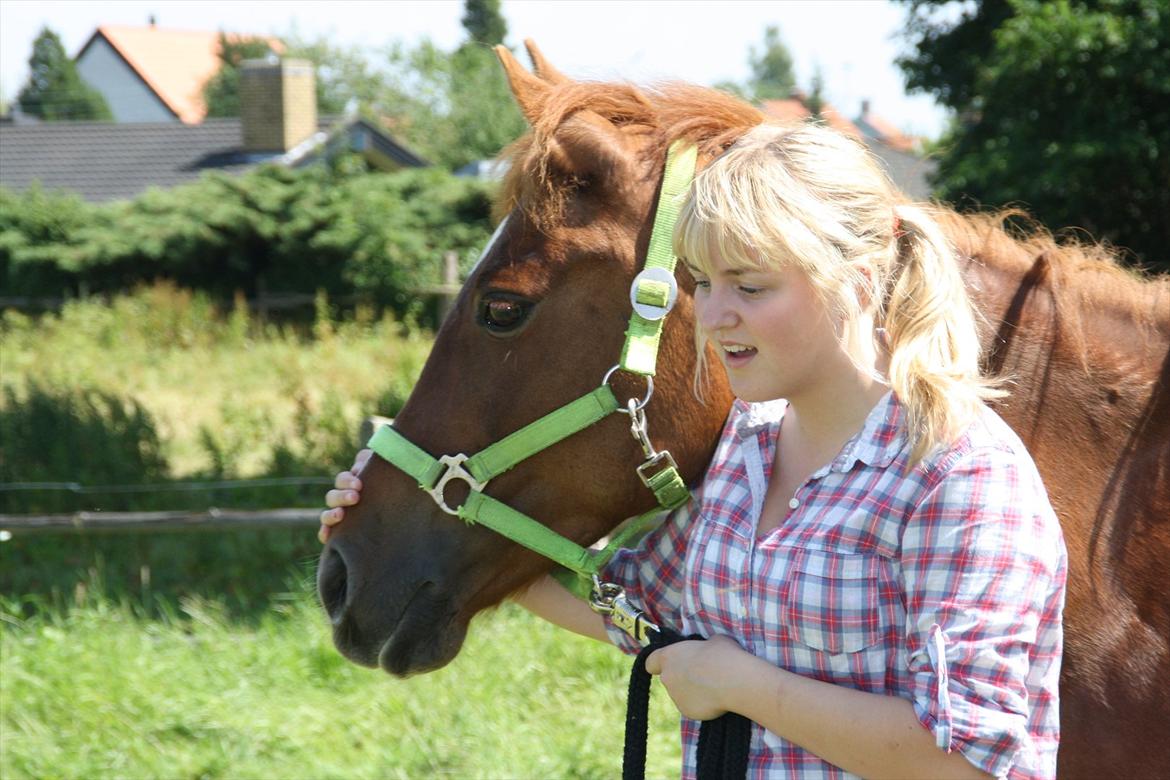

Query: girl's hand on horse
[644,634,752,721]
[318,449,371,544]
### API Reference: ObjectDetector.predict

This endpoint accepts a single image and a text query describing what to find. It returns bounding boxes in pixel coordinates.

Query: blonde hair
[675,123,1003,463]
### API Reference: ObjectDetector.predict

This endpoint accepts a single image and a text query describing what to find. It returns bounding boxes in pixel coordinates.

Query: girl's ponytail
[884,204,1003,463]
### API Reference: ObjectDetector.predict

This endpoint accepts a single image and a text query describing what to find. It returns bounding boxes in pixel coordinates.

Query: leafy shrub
[0,166,497,317]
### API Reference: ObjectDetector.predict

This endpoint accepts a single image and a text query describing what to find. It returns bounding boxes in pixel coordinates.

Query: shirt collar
[732,398,788,438]
[733,391,907,469]
[836,390,906,470]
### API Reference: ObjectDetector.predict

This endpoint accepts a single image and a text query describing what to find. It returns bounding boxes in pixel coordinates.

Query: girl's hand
[318,449,372,544]
[644,634,750,721]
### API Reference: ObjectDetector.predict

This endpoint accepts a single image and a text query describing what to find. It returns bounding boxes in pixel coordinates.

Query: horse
[317,42,1170,779]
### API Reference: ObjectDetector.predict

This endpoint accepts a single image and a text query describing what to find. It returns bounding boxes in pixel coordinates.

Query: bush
[0,166,497,316]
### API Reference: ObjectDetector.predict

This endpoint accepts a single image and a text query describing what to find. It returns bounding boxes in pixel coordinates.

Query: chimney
[239,58,317,153]
[861,99,871,117]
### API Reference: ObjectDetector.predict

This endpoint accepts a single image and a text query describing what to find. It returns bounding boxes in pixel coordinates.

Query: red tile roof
[759,98,863,138]
[81,25,282,124]
[857,108,917,152]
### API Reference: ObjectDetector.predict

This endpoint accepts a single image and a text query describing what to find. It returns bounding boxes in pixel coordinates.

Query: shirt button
[788,497,799,509]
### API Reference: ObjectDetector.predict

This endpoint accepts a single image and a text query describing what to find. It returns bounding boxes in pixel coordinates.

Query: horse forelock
[498,80,764,229]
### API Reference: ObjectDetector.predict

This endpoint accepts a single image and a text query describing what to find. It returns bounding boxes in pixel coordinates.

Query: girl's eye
[694,279,711,290]
[738,286,764,296]
[479,295,533,333]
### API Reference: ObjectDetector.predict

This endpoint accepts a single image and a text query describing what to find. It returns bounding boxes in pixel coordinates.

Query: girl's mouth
[722,343,757,368]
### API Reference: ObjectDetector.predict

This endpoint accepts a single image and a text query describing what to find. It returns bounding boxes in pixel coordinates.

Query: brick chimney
[239,58,317,153]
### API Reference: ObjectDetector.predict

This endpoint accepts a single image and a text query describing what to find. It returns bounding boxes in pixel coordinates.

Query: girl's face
[688,253,853,405]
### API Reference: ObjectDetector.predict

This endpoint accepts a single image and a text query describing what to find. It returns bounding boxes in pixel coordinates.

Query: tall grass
[0,586,682,779]
[0,283,430,479]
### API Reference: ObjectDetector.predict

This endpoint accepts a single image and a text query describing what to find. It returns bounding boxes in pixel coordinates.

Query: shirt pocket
[784,548,895,655]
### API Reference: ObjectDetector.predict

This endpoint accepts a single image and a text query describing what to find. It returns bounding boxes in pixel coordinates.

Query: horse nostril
[318,546,350,624]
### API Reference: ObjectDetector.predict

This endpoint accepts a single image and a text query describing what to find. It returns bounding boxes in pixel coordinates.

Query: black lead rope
[622,626,753,780]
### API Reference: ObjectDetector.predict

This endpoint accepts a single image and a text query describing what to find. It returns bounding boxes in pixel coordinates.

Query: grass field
[1,287,684,778]
[0,586,682,779]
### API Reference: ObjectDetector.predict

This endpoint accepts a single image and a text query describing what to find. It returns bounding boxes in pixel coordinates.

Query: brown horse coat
[319,43,1169,779]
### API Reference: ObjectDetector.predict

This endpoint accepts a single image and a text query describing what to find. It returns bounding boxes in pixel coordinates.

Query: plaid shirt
[603,392,1066,780]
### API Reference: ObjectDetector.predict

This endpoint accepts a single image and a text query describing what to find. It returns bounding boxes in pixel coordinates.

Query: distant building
[73,23,283,124]
[0,59,427,203]
[854,99,918,153]
[760,95,866,141]
[759,94,935,201]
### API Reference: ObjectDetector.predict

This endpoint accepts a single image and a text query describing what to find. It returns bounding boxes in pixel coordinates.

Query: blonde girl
[323,123,1065,780]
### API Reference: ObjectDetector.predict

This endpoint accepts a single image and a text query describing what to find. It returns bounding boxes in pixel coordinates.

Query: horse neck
[953,216,1170,443]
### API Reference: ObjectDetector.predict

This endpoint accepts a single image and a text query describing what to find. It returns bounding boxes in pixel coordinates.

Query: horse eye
[479,296,532,333]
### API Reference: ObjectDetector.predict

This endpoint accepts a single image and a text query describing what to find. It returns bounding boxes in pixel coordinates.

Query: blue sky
[0,0,950,138]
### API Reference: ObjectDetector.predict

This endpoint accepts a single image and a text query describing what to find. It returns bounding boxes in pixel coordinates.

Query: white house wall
[76,37,176,123]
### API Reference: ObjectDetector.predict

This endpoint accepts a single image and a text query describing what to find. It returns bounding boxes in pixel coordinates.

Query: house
[0,59,428,203]
[74,23,282,124]
[854,100,918,153]
[760,96,866,141]
[759,94,935,201]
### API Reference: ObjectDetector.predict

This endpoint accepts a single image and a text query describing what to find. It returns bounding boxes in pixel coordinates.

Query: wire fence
[0,477,333,538]
[0,476,333,494]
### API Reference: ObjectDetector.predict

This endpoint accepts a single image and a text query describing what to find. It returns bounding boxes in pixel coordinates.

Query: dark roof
[864,139,936,201]
[0,116,426,203]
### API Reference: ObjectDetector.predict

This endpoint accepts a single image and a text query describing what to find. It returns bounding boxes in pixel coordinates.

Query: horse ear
[494,44,550,123]
[547,110,634,184]
[523,39,569,85]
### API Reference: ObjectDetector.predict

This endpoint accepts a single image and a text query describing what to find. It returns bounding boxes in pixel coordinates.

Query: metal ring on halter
[601,364,654,414]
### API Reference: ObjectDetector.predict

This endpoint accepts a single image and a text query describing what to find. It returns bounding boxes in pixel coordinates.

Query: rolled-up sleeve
[599,498,696,654]
[900,447,1065,779]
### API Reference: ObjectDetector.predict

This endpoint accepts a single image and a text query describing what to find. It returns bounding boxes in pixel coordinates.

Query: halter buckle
[629,267,678,321]
[427,454,488,516]
[636,450,680,488]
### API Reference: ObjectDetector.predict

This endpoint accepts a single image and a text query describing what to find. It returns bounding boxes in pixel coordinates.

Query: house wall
[77,37,175,123]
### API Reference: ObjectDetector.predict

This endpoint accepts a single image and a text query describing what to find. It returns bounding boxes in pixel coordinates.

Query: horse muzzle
[318,535,468,676]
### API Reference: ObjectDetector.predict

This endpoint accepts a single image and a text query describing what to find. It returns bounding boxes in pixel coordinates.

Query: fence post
[439,251,459,323]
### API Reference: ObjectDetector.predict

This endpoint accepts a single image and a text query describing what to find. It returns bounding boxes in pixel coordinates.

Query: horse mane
[498,77,1169,347]
[938,209,1170,358]
[498,81,763,226]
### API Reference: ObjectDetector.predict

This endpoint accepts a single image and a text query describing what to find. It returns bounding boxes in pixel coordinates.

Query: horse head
[317,42,750,676]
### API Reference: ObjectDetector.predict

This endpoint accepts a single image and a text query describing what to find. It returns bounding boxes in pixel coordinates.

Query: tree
[202,34,280,118]
[370,0,525,169]
[462,0,508,47]
[748,25,797,101]
[284,36,391,116]
[898,0,1170,272]
[806,66,826,117]
[17,27,111,121]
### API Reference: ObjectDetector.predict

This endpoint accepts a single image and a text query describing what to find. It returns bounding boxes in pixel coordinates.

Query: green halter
[367,141,697,612]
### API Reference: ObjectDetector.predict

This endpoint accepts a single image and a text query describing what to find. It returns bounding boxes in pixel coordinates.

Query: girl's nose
[696,288,737,333]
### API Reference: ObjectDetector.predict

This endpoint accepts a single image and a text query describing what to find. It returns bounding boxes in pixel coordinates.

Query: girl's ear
[852,262,882,311]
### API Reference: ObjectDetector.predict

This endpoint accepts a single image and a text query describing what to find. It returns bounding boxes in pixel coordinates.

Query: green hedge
[0,164,496,314]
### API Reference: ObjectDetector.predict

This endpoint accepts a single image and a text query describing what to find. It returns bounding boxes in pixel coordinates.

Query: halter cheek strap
[366,141,697,615]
